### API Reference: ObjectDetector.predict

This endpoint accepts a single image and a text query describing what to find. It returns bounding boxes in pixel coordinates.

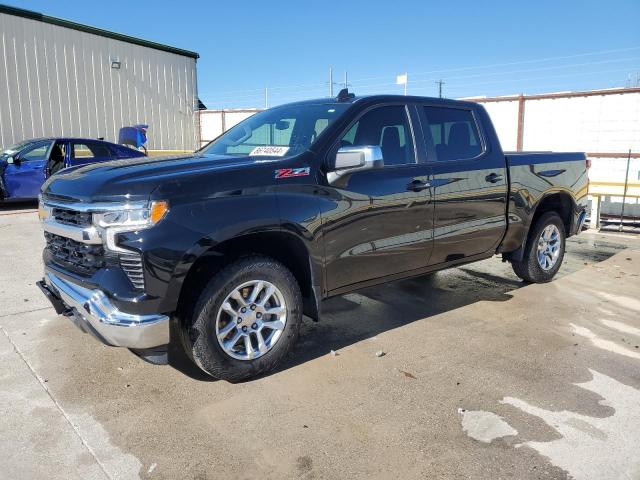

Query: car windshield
[200,103,350,158]
[0,141,33,158]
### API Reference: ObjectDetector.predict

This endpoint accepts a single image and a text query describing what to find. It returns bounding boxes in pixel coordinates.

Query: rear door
[323,103,434,293]
[4,141,52,198]
[418,104,508,265]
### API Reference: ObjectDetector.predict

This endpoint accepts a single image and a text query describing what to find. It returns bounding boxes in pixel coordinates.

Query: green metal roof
[0,4,199,59]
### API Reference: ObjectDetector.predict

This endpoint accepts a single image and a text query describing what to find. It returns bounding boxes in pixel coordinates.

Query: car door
[69,141,113,167]
[322,103,434,293]
[418,104,508,265]
[4,141,53,198]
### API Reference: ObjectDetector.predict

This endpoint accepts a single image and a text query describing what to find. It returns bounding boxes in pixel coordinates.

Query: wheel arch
[530,191,575,237]
[175,230,321,323]
[503,190,576,262]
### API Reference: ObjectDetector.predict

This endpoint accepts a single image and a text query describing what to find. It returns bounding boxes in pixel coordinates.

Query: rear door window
[422,106,483,161]
[72,142,111,161]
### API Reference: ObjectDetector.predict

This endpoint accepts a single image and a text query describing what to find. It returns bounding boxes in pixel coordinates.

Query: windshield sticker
[250,146,290,157]
[275,167,310,179]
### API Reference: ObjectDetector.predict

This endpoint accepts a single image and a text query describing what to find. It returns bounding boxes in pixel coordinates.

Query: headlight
[92,200,169,253]
[93,201,169,229]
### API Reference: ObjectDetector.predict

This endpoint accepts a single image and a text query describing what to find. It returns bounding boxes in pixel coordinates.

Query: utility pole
[344,71,348,90]
[329,67,334,97]
[436,79,445,98]
[264,87,269,108]
[404,73,408,96]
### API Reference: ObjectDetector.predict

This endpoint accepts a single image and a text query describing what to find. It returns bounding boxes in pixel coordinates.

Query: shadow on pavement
[0,199,38,214]
[159,236,629,382]
[171,269,524,382]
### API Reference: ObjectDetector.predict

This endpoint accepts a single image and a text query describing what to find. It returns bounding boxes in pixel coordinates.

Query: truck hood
[41,153,277,203]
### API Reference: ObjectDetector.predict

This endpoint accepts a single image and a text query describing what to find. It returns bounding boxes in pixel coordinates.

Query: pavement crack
[0,306,52,319]
[0,325,113,480]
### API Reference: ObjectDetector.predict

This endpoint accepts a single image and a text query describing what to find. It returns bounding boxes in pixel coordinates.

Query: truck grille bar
[45,232,108,274]
[51,207,92,227]
[119,253,145,290]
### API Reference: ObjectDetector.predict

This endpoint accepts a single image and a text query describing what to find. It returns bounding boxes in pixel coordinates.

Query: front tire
[511,211,566,283]
[185,256,302,382]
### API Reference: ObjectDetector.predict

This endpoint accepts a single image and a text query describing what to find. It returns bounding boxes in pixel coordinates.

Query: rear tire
[511,211,566,283]
[184,255,302,382]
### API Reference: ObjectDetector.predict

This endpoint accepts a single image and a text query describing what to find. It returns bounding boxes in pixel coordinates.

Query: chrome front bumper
[39,272,169,349]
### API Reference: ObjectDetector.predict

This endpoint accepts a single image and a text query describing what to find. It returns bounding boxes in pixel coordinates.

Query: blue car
[0,138,146,201]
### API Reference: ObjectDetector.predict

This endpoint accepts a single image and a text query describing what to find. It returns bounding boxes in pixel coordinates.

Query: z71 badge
[275,167,310,179]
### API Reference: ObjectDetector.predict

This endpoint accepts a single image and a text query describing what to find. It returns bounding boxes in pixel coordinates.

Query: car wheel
[185,255,302,382]
[511,211,566,283]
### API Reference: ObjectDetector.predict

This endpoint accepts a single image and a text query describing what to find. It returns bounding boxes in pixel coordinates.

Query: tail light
[585,158,592,169]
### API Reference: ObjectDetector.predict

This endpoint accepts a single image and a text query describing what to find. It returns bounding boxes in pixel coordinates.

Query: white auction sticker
[249,146,290,157]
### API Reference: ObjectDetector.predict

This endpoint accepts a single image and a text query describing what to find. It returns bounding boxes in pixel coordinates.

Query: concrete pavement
[1,206,639,480]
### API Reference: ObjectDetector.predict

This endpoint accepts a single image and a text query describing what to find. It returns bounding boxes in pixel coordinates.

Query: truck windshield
[200,103,350,158]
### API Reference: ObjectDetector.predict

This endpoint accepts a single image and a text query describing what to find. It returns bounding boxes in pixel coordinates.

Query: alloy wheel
[215,280,287,360]
[537,224,561,271]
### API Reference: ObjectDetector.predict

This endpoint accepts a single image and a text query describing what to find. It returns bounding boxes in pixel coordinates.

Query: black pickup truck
[37,91,588,381]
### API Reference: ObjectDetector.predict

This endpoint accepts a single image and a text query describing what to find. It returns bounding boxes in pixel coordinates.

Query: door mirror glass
[328,146,384,185]
[6,156,14,165]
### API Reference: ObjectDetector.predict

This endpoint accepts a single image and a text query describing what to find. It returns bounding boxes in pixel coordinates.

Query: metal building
[0,5,199,152]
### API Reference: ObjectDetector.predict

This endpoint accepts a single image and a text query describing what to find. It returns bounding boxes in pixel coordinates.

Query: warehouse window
[422,106,483,161]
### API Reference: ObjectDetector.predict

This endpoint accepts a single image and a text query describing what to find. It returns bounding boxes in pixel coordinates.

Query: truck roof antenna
[336,88,355,101]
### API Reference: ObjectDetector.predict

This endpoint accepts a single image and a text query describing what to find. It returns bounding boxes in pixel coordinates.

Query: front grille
[119,253,145,290]
[45,232,108,274]
[51,207,92,227]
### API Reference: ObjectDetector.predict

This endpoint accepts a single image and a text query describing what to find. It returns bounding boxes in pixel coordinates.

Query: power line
[409,67,636,96]
[200,46,640,99]
[348,56,639,91]
[200,53,640,107]
[348,46,640,83]
[201,66,636,108]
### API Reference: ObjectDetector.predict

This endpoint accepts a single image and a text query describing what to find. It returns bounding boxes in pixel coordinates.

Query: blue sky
[9,0,640,108]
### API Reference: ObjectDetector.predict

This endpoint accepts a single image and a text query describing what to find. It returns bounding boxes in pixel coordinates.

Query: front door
[4,141,53,199]
[418,104,508,265]
[322,104,434,293]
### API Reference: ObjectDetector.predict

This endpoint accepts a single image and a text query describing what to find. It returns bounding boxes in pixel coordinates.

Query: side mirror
[6,155,18,165]
[328,145,384,185]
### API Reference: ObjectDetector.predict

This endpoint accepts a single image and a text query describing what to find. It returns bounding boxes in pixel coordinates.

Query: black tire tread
[511,211,566,283]
[185,255,302,382]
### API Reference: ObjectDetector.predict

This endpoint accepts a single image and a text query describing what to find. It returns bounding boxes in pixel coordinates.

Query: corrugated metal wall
[0,12,198,150]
